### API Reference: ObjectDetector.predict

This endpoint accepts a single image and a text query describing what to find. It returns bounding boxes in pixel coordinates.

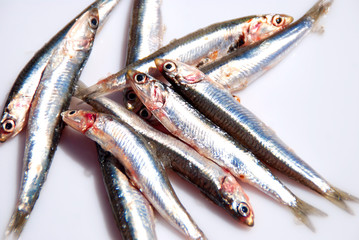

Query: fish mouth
[243,216,254,227]
[239,214,254,227]
[0,133,8,142]
[154,58,166,71]
[126,69,138,82]
[287,16,294,24]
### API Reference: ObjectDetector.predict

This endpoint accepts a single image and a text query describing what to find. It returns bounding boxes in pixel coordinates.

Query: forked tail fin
[303,0,333,21]
[290,198,327,232]
[322,186,359,215]
[4,209,29,240]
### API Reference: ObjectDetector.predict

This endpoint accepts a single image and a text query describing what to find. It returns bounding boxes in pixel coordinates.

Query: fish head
[61,110,97,134]
[0,95,32,142]
[220,175,254,226]
[155,59,206,87]
[123,88,143,112]
[138,107,153,121]
[65,8,99,53]
[95,0,121,32]
[243,14,293,44]
[127,70,167,112]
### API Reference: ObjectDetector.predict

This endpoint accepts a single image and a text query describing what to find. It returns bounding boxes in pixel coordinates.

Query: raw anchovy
[83,95,254,226]
[128,70,326,231]
[61,110,206,240]
[200,0,333,92]
[157,58,359,213]
[5,8,100,238]
[124,0,164,117]
[125,0,163,65]
[0,0,120,142]
[96,145,157,240]
[92,1,161,235]
[78,13,293,98]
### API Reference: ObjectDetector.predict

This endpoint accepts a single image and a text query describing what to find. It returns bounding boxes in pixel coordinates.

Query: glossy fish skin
[0,0,120,143]
[78,13,293,98]
[200,0,333,92]
[84,95,254,226]
[5,9,99,238]
[157,58,359,213]
[95,0,161,235]
[62,110,206,240]
[125,0,163,65]
[128,70,326,231]
[92,1,160,235]
[96,145,157,240]
[123,0,164,118]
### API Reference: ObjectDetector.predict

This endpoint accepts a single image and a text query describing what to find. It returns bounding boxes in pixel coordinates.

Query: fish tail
[289,198,327,232]
[74,81,90,107]
[74,82,102,100]
[322,186,359,215]
[4,209,29,239]
[304,0,333,22]
[74,80,88,96]
[74,73,128,99]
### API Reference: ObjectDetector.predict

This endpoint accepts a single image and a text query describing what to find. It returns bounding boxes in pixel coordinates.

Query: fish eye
[163,62,176,72]
[139,108,152,120]
[89,17,99,29]
[272,15,283,26]
[126,90,137,101]
[2,119,15,133]
[237,202,249,217]
[69,110,76,115]
[134,73,147,84]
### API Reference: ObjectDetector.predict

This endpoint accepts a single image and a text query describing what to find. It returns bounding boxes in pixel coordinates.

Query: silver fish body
[62,110,206,240]
[6,8,100,238]
[128,71,326,231]
[123,0,164,115]
[0,0,120,142]
[125,0,163,65]
[84,95,254,226]
[200,0,333,92]
[157,58,359,213]
[96,145,157,240]
[79,13,293,98]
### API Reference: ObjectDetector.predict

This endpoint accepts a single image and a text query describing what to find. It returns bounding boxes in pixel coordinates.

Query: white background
[1,0,359,239]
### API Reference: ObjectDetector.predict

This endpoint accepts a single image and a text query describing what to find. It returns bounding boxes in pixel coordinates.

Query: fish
[83,95,254,226]
[5,8,100,238]
[200,0,334,92]
[128,70,326,231]
[156,58,359,213]
[135,0,331,122]
[123,0,164,117]
[77,13,293,98]
[61,110,206,240]
[0,0,120,143]
[125,0,164,65]
[96,144,157,240]
[92,1,161,235]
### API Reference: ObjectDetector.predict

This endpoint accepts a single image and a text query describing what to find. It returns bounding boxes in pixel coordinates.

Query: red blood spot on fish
[81,113,97,134]
[209,50,218,61]
[233,95,241,103]
[85,113,96,122]
[97,76,111,84]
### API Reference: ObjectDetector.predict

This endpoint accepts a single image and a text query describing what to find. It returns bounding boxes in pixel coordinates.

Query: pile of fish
[1,0,358,239]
